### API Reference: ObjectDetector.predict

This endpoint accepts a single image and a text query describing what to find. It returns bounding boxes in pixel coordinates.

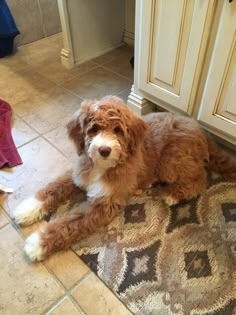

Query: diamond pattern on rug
[166,197,200,233]
[124,203,146,224]
[222,202,236,222]
[184,250,212,279]
[117,240,161,294]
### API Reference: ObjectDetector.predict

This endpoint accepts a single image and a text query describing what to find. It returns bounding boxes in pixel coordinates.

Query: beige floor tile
[45,250,90,290]
[0,137,71,217]
[72,273,132,315]
[117,87,132,103]
[70,60,99,77]
[17,36,62,67]
[0,53,30,76]
[11,115,39,147]
[48,33,63,44]
[0,225,64,315]
[62,67,132,100]
[0,208,9,229]
[20,220,44,238]
[14,89,82,134]
[103,54,134,81]
[45,125,77,162]
[47,297,83,315]
[93,45,131,65]
[0,69,59,105]
[92,51,122,65]
[33,60,77,85]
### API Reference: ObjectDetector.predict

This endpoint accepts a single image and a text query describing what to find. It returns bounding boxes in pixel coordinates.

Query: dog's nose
[98,146,111,158]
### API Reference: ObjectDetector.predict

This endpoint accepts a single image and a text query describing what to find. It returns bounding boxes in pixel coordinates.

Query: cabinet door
[198,1,236,142]
[136,0,212,113]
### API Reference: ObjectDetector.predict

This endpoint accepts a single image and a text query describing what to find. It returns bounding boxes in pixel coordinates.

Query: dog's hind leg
[157,154,208,206]
[154,169,207,206]
[23,201,121,261]
[13,171,80,226]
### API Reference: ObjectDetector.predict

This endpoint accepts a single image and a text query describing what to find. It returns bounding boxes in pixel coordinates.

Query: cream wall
[124,0,135,45]
[66,0,125,65]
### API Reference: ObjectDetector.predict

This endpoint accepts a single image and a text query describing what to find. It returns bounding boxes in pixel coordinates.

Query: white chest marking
[73,158,110,200]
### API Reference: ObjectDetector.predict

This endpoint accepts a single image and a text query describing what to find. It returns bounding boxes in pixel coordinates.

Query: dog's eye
[88,124,100,134]
[114,126,122,134]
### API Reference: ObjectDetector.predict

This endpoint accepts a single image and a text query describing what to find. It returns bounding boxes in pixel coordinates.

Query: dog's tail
[207,135,236,182]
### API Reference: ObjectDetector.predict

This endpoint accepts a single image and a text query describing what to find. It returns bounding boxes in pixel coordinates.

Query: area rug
[51,172,236,314]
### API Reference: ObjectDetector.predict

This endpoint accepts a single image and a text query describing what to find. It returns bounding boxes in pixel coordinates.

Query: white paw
[13,197,44,226]
[164,195,179,206]
[24,232,45,262]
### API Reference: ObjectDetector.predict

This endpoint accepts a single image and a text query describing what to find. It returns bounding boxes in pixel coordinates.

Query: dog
[13,95,236,261]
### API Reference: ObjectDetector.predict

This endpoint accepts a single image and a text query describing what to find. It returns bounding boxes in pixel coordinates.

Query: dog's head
[67,96,147,170]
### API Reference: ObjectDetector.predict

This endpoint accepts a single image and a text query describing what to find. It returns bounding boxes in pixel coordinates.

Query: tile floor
[0,33,133,315]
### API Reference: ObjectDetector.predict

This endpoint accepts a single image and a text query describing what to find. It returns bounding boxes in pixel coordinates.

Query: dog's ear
[127,114,147,154]
[66,100,93,155]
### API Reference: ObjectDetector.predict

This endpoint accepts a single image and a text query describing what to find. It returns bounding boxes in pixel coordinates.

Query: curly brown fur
[38,201,120,256]
[14,95,236,261]
[36,171,81,213]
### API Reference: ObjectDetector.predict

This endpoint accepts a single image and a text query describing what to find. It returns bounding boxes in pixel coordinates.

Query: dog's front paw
[24,232,46,262]
[13,197,44,226]
[163,195,179,206]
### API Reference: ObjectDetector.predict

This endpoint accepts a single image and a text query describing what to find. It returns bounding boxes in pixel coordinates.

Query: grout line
[41,134,72,162]
[15,113,41,135]
[93,50,126,66]
[0,204,13,222]
[44,295,68,314]
[57,65,101,86]
[16,135,41,149]
[0,223,10,232]
[69,66,100,80]
[26,65,86,101]
[12,118,72,165]
[54,84,85,100]
[43,294,70,314]
[67,294,87,315]
[0,222,9,231]
[100,65,133,83]
[69,272,92,294]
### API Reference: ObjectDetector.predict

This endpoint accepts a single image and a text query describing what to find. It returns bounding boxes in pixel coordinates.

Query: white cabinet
[128,0,236,145]
[128,0,214,114]
[198,1,236,144]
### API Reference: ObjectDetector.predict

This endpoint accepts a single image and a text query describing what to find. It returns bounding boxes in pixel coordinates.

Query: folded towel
[0,99,22,168]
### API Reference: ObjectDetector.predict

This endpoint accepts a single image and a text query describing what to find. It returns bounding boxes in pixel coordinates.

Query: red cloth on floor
[0,99,22,168]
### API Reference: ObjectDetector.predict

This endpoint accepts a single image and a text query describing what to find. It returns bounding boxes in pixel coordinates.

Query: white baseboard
[123,30,135,46]
[74,42,125,66]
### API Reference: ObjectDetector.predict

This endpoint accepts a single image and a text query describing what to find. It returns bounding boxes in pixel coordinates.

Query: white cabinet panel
[136,0,212,113]
[198,1,236,141]
[151,0,186,85]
